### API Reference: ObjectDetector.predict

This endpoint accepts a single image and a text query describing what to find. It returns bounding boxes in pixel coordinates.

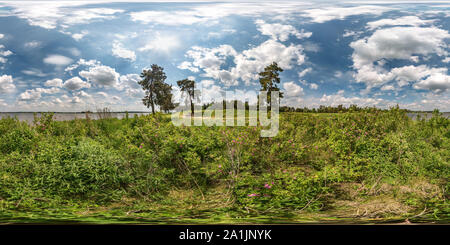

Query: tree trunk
[190,96,194,116]
[150,87,155,114]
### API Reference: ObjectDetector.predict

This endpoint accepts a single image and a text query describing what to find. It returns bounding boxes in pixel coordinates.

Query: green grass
[0,109,448,224]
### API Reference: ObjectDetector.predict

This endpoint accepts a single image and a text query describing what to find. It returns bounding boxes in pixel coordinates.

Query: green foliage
[0,108,448,222]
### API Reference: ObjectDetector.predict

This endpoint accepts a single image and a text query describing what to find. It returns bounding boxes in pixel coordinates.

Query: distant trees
[278,104,393,113]
[258,62,284,109]
[177,78,196,116]
[138,64,175,114]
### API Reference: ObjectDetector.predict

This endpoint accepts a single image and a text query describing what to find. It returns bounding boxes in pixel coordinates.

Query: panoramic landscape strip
[0,1,448,225]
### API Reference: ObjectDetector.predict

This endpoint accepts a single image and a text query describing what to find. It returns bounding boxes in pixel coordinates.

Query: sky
[0,1,449,112]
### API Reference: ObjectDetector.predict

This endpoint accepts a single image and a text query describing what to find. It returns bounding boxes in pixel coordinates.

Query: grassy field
[0,108,448,224]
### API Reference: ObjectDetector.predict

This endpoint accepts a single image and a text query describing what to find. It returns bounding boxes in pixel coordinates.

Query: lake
[0,112,151,123]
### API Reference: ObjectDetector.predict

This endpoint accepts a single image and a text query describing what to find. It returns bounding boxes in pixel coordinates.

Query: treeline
[199,101,409,114]
[280,104,409,113]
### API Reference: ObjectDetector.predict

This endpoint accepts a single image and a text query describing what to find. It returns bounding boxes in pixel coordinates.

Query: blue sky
[0,0,449,112]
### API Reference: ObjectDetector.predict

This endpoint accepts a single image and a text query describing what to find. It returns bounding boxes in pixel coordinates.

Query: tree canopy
[139,64,174,114]
[258,62,284,108]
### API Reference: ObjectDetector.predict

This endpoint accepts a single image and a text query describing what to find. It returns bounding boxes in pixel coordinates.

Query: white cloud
[129,2,312,27]
[200,80,215,88]
[72,30,89,41]
[130,10,205,26]
[76,91,91,98]
[367,16,435,30]
[112,41,136,61]
[391,65,446,87]
[4,2,124,30]
[380,84,395,91]
[97,92,108,98]
[283,81,304,97]
[138,33,180,53]
[413,72,450,93]
[177,61,200,73]
[351,27,449,70]
[63,77,91,91]
[342,30,364,38]
[309,83,318,90]
[19,87,61,101]
[207,29,236,39]
[79,65,120,87]
[118,74,144,98]
[24,41,41,48]
[301,5,391,23]
[44,78,63,88]
[0,34,4,39]
[71,96,82,104]
[0,75,15,94]
[43,54,73,66]
[21,68,47,77]
[65,59,100,73]
[298,68,312,78]
[181,39,306,86]
[282,81,304,106]
[0,44,13,63]
[350,26,450,91]
[255,19,312,41]
[319,92,385,107]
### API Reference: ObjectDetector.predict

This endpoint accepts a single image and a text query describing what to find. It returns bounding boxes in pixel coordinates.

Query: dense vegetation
[0,108,448,223]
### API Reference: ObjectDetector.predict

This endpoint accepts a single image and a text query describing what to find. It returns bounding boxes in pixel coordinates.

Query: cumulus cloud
[43,54,73,66]
[366,16,435,30]
[118,74,144,98]
[44,78,63,88]
[351,27,449,70]
[0,44,13,64]
[129,2,307,26]
[309,83,318,90]
[130,11,205,26]
[207,29,236,39]
[298,68,312,78]
[79,65,119,87]
[350,26,450,92]
[319,91,385,107]
[413,72,450,93]
[19,87,60,101]
[21,68,47,77]
[255,19,312,41]
[71,30,89,41]
[4,2,124,30]
[301,5,391,23]
[180,39,306,86]
[0,75,15,93]
[97,92,108,98]
[342,30,363,38]
[380,85,395,91]
[138,33,180,53]
[63,77,90,90]
[112,41,136,61]
[65,59,100,73]
[24,41,41,48]
[283,81,303,97]
[281,81,304,107]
